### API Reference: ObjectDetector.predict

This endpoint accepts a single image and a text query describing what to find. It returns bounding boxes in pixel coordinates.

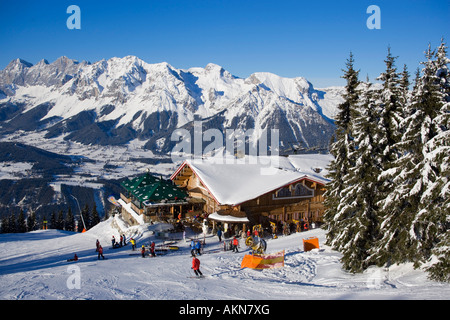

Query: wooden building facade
[170,155,331,233]
[239,178,326,226]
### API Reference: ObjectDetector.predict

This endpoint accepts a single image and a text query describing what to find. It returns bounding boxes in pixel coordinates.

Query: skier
[141,245,146,258]
[67,253,78,262]
[130,238,136,251]
[232,236,239,253]
[119,235,123,247]
[150,241,156,257]
[96,239,100,252]
[217,228,222,242]
[191,255,203,277]
[111,235,116,248]
[98,246,105,260]
[195,240,202,255]
[304,220,309,231]
[190,239,196,256]
[122,234,126,246]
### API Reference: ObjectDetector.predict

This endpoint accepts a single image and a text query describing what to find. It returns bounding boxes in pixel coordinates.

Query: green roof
[121,172,160,191]
[121,172,188,204]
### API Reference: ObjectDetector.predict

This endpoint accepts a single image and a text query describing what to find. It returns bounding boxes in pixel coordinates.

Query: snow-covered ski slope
[0,216,448,300]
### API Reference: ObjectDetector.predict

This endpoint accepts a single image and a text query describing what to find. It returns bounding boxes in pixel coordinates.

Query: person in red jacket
[98,246,105,260]
[191,255,203,277]
[150,241,156,257]
[67,253,78,262]
[232,236,239,253]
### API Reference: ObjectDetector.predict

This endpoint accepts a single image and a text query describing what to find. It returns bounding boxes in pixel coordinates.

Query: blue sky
[0,0,449,87]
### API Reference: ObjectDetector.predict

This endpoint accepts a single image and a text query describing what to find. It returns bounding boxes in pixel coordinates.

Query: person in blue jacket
[190,239,196,256]
[195,240,202,255]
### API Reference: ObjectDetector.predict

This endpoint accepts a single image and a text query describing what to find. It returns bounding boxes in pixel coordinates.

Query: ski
[202,248,222,254]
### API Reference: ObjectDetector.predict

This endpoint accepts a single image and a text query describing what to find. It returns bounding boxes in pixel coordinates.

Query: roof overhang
[208,211,250,223]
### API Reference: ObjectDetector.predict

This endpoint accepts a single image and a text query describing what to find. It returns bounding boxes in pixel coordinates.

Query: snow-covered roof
[171,154,332,206]
[208,212,250,223]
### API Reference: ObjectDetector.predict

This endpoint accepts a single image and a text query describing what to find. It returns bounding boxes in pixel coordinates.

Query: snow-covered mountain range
[0,56,342,154]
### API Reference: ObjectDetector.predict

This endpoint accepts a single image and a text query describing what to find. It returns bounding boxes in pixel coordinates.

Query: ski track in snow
[0,217,449,300]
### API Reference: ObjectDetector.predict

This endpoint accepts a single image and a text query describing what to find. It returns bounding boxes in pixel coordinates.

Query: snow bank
[117,198,145,225]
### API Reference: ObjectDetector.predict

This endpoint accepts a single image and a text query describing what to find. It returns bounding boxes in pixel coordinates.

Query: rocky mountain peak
[0,55,343,154]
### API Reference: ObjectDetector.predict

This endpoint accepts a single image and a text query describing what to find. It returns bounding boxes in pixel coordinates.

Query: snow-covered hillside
[0,216,448,301]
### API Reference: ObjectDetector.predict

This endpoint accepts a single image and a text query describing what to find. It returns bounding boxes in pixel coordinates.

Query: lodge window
[276,187,291,198]
[293,183,313,197]
[273,183,314,200]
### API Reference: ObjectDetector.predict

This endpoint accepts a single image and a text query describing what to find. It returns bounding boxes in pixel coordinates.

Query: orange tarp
[303,237,319,251]
[241,250,285,269]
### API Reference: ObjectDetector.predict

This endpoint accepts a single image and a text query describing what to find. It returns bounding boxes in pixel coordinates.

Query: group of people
[190,239,203,256]
[141,241,156,258]
[221,236,240,252]
[188,239,204,277]
[94,235,151,260]
[111,234,127,248]
[70,234,204,278]
[96,239,105,260]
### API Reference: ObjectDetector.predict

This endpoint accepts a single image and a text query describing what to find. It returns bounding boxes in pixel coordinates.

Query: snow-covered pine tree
[8,213,16,233]
[425,117,450,282]
[404,43,447,265]
[56,210,65,230]
[375,47,404,167]
[365,48,412,266]
[17,209,27,233]
[377,41,449,276]
[27,211,37,232]
[50,211,56,229]
[324,52,360,251]
[65,207,75,231]
[91,204,100,227]
[370,64,417,267]
[419,39,450,282]
[399,64,411,121]
[336,80,382,272]
[0,216,8,233]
